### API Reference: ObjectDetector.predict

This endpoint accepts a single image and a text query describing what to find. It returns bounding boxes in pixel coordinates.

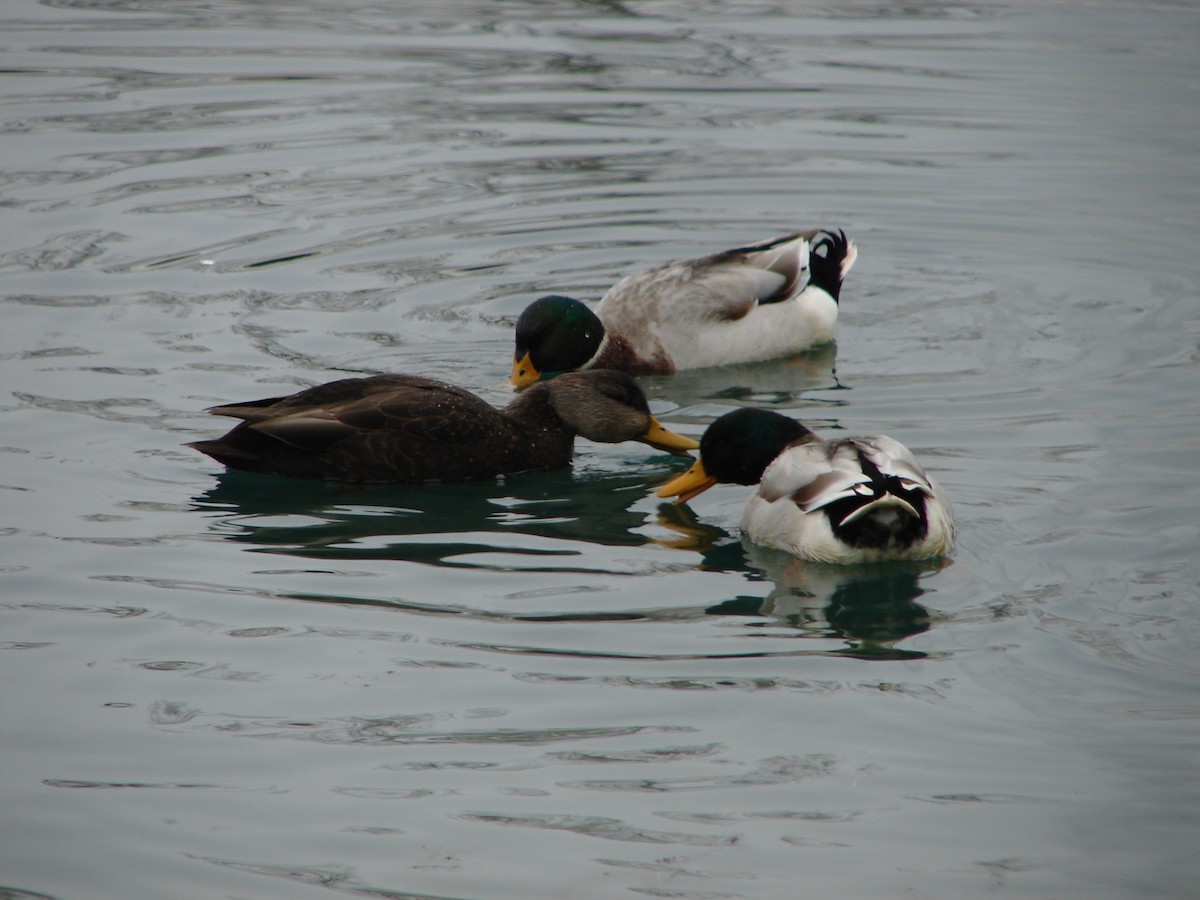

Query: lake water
[2,1,1198,897]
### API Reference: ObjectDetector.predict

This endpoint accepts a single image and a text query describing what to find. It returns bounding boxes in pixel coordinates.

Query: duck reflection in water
[634,341,840,417]
[190,471,944,659]
[191,467,673,569]
[655,502,947,660]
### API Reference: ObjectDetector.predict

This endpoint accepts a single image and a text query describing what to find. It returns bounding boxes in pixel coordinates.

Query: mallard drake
[656,408,954,563]
[189,369,698,483]
[511,229,856,387]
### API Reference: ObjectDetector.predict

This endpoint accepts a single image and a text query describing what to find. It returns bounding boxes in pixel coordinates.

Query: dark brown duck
[189,369,698,483]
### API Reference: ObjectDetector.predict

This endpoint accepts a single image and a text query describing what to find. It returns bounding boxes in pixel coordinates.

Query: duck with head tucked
[189,369,698,483]
[656,408,954,564]
[511,229,856,387]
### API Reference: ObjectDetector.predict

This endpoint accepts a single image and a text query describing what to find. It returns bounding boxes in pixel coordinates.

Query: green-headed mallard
[512,229,856,387]
[190,370,698,483]
[656,408,953,563]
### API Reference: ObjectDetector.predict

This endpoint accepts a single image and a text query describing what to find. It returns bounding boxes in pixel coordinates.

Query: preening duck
[511,229,856,387]
[656,408,954,564]
[189,369,698,483]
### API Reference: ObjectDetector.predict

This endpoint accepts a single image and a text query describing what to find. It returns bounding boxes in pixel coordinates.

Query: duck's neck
[503,383,576,462]
[589,333,675,376]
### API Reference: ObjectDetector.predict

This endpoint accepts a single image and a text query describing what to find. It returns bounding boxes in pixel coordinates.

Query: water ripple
[5,2,1199,897]
[188,855,472,900]
[459,811,738,847]
[547,743,722,764]
[169,708,692,748]
[331,786,438,801]
[43,778,271,792]
[0,229,125,272]
[561,754,836,794]
[517,672,848,693]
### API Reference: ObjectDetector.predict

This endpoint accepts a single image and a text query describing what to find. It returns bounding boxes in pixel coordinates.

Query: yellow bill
[510,352,541,388]
[656,458,718,503]
[639,417,700,456]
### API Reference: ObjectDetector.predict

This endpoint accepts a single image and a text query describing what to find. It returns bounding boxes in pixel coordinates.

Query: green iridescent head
[511,295,604,387]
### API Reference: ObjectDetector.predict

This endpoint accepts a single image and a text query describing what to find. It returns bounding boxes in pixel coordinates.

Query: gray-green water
[3,1,1198,897]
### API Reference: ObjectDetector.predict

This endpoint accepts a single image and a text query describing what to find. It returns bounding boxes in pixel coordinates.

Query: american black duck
[190,369,698,483]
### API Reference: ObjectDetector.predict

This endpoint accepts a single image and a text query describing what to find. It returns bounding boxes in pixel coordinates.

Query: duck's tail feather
[808,230,857,303]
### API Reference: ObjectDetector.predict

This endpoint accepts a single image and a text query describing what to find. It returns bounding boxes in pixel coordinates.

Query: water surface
[2,1,1199,897]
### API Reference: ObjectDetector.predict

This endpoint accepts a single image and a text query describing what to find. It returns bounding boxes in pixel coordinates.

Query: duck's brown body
[189,370,696,483]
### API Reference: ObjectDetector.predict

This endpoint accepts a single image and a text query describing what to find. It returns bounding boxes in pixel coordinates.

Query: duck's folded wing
[681,231,815,319]
[709,230,817,303]
[684,265,801,320]
[238,377,501,451]
[854,435,938,496]
[757,442,873,509]
[246,412,360,451]
[208,375,452,421]
[600,231,817,323]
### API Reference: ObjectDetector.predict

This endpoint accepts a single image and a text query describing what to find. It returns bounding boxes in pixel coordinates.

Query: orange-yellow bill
[656,458,717,503]
[639,418,700,456]
[510,352,541,388]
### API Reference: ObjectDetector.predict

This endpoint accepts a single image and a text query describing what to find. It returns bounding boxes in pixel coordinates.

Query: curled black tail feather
[808,229,851,303]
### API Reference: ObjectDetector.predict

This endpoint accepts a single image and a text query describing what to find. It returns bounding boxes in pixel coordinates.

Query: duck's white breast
[659,286,838,371]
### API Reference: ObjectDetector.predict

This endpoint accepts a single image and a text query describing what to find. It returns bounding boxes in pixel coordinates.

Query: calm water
[3,1,1199,897]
